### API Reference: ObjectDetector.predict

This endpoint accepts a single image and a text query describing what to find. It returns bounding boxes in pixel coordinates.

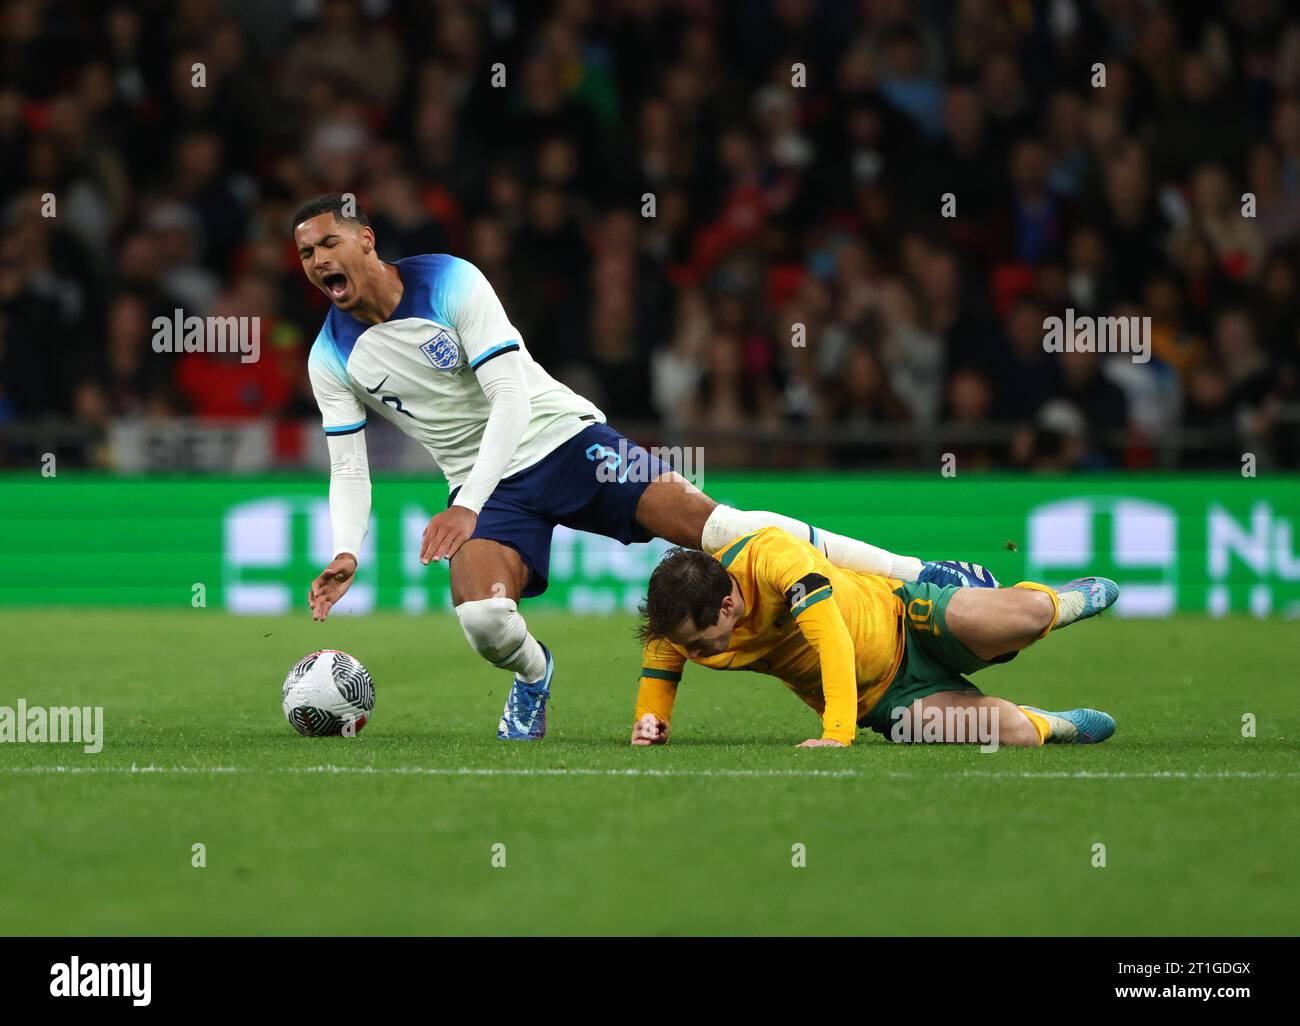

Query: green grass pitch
[2,610,1297,935]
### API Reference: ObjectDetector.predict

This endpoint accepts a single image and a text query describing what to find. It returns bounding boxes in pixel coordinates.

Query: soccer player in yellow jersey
[630,527,1118,748]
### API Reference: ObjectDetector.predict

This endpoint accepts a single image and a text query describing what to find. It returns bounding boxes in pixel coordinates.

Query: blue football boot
[497,643,554,741]
[919,560,1000,589]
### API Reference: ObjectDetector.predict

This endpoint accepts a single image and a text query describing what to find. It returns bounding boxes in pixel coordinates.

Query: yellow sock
[1013,580,1060,637]
[1018,706,1051,745]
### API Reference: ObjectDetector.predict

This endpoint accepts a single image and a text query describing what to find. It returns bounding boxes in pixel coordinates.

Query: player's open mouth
[322,273,348,300]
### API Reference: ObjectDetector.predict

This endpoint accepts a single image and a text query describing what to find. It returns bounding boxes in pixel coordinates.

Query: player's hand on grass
[308,554,357,621]
[420,506,478,564]
[796,737,847,748]
[631,713,670,746]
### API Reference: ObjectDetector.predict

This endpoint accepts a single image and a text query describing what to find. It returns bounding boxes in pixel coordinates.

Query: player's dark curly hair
[290,192,370,234]
[636,547,733,644]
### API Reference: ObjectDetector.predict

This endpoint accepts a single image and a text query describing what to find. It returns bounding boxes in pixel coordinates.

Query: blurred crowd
[2,0,1299,469]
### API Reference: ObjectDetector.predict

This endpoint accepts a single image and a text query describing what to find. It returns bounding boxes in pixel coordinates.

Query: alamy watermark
[50,958,150,1006]
[151,308,261,363]
[1043,309,1150,364]
[889,700,1000,752]
[0,700,103,753]
[588,439,705,490]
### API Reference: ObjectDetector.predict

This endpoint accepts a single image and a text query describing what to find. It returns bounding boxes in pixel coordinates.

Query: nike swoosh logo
[365,375,389,394]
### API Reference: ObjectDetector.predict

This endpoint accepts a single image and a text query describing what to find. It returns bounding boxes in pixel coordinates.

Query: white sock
[510,636,549,684]
[1030,708,1077,742]
[1053,589,1087,629]
[455,597,550,683]
[699,505,923,580]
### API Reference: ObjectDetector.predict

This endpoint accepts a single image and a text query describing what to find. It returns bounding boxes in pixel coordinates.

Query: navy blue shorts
[447,422,669,597]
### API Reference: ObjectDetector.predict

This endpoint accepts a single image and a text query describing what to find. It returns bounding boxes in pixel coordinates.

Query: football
[281,650,376,737]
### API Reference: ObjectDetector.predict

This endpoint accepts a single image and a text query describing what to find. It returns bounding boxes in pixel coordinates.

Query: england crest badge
[420,330,461,371]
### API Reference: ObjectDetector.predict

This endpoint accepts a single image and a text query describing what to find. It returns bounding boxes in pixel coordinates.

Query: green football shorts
[859,580,1016,736]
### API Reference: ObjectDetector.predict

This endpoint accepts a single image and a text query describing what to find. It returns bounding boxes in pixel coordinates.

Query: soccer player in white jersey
[293,194,994,741]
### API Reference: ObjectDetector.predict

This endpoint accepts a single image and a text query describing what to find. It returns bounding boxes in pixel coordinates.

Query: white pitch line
[1,765,860,779]
[917,769,1300,780]
[1,765,1298,780]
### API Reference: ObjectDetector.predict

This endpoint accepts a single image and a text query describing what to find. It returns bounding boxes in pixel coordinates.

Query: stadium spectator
[0,0,1297,471]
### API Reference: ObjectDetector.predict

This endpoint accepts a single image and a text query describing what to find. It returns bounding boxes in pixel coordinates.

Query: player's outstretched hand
[631,713,670,746]
[420,506,478,564]
[796,737,847,748]
[308,554,357,621]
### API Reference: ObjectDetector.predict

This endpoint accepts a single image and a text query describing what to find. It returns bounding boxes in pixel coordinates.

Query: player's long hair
[635,547,733,644]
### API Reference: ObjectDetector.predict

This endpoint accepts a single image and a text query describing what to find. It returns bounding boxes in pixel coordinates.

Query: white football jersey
[307,254,604,489]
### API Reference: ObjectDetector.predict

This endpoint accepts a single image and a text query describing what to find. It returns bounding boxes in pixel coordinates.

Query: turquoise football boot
[1052,576,1118,629]
[1022,707,1116,744]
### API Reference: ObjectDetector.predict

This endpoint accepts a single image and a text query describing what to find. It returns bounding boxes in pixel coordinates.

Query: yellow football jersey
[634,527,907,744]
